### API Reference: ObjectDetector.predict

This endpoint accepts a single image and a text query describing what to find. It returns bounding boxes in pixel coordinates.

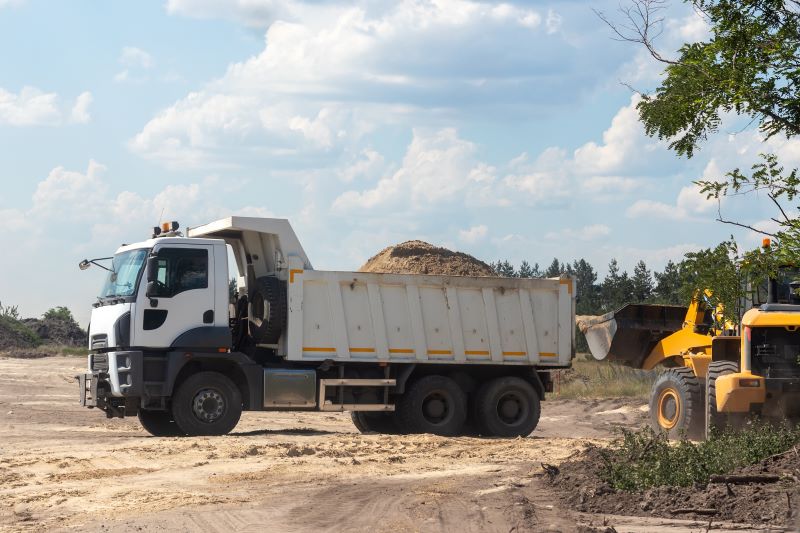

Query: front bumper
[77,371,106,407]
[76,350,144,416]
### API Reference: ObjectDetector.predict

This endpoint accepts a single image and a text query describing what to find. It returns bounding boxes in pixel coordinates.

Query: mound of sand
[359,240,495,277]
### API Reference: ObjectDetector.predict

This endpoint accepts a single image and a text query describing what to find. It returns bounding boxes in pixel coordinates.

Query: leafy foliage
[42,306,75,322]
[600,423,800,491]
[637,1,800,157]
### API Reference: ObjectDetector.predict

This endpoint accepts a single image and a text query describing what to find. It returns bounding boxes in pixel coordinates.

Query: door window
[151,248,208,297]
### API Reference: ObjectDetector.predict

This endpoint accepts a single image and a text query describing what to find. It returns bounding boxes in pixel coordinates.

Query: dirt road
[0,355,776,532]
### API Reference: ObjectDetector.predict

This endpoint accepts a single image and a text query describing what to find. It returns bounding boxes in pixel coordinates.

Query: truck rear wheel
[706,361,742,437]
[350,411,400,434]
[649,367,703,439]
[171,371,242,436]
[396,375,466,436]
[249,276,287,344]
[138,409,184,437]
[474,377,540,437]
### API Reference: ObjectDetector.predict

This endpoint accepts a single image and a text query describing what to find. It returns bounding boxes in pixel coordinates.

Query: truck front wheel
[138,409,184,437]
[396,375,466,436]
[171,371,242,436]
[475,376,540,437]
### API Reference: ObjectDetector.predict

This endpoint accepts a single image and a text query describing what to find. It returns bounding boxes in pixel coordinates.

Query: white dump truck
[77,217,575,437]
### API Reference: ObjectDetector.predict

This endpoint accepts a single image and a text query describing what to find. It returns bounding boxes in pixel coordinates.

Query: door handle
[203,310,214,324]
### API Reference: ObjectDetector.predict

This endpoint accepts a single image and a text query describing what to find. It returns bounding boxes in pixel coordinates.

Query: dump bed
[285,266,575,367]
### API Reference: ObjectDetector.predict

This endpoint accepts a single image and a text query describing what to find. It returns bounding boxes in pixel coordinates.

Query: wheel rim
[192,388,226,424]
[495,391,529,426]
[656,387,680,430]
[421,391,452,425]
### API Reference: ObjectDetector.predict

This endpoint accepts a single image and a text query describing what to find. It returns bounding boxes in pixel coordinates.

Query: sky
[0,0,795,326]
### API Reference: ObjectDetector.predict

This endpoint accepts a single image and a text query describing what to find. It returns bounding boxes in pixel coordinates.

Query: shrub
[43,306,75,322]
[599,424,800,491]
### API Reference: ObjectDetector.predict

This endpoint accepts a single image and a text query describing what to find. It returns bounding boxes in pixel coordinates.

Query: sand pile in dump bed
[359,240,495,277]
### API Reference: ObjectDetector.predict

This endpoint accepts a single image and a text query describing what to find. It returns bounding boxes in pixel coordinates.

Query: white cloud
[546,224,611,242]
[0,86,60,126]
[70,91,93,124]
[627,183,716,220]
[120,46,153,69]
[338,149,385,183]
[582,176,642,194]
[458,224,488,244]
[134,0,601,166]
[0,0,25,7]
[333,128,504,212]
[545,9,562,34]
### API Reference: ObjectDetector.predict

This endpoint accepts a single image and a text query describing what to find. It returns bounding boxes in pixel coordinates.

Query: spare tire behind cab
[248,276,287,344]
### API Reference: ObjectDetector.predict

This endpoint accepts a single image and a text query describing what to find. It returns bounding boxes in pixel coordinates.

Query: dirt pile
[359,240,495,277]
[550,444,800,527]
[0,315,86,351]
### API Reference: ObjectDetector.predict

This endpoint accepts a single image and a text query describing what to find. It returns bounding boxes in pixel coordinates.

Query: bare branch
[716,203,777,237]
[594,0,680,65]
[768,193,792,223]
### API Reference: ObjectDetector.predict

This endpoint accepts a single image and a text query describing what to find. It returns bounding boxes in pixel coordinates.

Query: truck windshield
[99,249,148,299]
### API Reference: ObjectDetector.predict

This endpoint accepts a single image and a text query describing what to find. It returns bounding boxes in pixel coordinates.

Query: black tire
[248,276,287,344]
[350,412,400,434]
[137,409,184,437]
[171,371,242,436]
[649,367,704,439]
[396,375,467,436]
[474,377,541,437]
[706,361,741,437]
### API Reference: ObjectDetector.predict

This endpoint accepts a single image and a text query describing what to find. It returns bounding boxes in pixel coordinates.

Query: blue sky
[0,0,793,325]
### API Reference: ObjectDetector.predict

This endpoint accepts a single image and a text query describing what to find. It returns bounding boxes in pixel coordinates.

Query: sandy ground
[0,356,781,532]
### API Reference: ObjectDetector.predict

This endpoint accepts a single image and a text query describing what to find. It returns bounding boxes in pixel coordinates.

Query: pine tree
[545,258,562,277]
[654,260,683,305]
[494,260,517,278]
[631,260,654,303]
[572,259,600,315]
[518,260,534,278]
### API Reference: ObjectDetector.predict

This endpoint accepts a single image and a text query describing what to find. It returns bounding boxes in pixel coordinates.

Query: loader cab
[750,266,800,307]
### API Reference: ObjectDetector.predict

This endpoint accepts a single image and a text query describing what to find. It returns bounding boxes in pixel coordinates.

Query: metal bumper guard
[77,372,105,408]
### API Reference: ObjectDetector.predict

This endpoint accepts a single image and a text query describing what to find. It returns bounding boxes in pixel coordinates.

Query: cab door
[133,244,215,348]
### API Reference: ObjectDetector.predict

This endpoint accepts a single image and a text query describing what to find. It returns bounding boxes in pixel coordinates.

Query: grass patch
[599,424,800,491]
[554,357,655,399]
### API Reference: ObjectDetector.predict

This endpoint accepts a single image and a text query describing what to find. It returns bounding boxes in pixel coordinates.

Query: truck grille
[91,353,109,372]
[91,334,108,350]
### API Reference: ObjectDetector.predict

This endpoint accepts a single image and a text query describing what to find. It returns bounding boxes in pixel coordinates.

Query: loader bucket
[577,304,689,368]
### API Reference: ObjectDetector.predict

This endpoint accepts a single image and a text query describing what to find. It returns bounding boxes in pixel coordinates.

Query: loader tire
[248,276,287,344]
[138,409,184,437]
[350,412,400,434]
[396,375,467,436]
[474,376,540,437]
[705,361,742,437]
[171,371,242,436]
[649,367,704,440]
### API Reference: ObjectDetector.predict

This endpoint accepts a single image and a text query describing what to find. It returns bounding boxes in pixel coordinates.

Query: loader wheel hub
[657,388,680,429]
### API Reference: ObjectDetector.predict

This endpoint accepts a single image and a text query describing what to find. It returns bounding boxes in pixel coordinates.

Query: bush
[554,359,656,399]
[43,306,75,322]
[0,301,20,320]
[600,424,800,491]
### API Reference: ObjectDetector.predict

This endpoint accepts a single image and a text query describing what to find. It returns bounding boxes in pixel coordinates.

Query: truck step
[318,378,396,412]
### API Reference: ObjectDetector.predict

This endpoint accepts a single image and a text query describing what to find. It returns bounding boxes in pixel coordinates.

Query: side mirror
[146,256,159,282]
[146,280,160,298]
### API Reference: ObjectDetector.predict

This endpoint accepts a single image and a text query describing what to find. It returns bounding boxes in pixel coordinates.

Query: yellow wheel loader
[578,268,800,439]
